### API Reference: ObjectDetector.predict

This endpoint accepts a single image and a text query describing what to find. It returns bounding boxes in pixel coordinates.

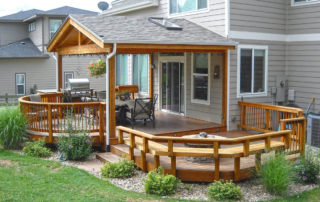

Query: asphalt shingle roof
[0,39,49,59]
[0,9,43,21]
[69,15,236,45]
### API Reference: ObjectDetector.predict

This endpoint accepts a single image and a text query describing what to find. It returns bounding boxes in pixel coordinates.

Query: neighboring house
[0,6,102,98]
[98,0,320,130]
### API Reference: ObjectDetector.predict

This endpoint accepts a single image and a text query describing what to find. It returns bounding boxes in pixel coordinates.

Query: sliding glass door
[162,62,185,115]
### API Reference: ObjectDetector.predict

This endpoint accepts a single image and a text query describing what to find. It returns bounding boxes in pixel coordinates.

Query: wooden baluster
[48,105,53,143]
[265,109,269,130]
[234,157,240,182]
[129,133,135,162]
[242,106,246,131]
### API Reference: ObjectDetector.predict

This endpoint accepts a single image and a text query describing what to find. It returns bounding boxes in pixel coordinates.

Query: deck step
[96,152,123,164]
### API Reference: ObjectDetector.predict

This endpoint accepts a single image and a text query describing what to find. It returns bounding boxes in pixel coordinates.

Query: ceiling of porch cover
[47,15,238,55]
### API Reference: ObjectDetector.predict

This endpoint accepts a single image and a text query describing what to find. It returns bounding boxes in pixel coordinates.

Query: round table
[182,134,227,163]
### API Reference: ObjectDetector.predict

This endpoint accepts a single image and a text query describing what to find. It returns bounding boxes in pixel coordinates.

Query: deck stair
[96,152,123,164]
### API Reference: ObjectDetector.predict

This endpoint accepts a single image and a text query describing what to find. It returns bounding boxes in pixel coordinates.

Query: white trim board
[229,31,320,42]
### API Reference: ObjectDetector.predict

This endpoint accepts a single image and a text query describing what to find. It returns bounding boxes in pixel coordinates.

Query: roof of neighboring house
[0,6,98,22]
[67,14,236,46]
[0,39,50,59]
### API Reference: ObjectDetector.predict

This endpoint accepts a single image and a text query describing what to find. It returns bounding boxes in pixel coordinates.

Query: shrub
[295,146,320,184]
[23,138,52,157]
[56,110,93,160]
[0,105,28,149]
[101,158,135,178]
[143,167,180,196]
[258,153,296,195]
[207,180,242,201]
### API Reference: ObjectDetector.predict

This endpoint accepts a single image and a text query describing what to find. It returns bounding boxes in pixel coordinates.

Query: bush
[295,146,320,184]
[143,167,180,196]
[0,105,28,149]
[207,180,242,201]
[258,153,296,195]
[101,158,135,178]
[23,138,52,157]
[56,110,93,160]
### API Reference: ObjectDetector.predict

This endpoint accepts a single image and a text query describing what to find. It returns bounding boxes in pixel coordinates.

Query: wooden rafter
[58,44,111,55]
[116,44,235,51]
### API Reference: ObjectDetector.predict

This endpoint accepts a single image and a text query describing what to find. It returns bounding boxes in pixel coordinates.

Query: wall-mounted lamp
[214,65,220,78]
[151,64,155,69]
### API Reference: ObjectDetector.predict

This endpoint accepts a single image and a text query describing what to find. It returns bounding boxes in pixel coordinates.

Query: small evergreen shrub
[295,146,320,184]
[56,110,93,160]
[258,153,296,195]
[101,158,135,178]
[207,180,242,201]
[143,167,180,196]
[0,105,28,149]
[23,138,52,157]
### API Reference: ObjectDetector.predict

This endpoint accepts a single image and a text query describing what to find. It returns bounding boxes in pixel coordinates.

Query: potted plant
[86,59,106,78]
[116,91,130,101]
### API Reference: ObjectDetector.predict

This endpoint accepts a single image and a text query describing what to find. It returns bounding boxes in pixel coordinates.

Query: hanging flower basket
[86,59,106,78]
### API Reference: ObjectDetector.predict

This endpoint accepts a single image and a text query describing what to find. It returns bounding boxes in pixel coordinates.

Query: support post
[149,53,154,98]
[168,140,173,157]
[118,129,124,144]
[48,105,53,143]
[265,136,271,152]
[99,104,104,144]
[300,119,306,156]
[58,53,62,91]
[141,150,147,171]
[234,157,240,182]
[221,50,228,126]
[255,153,261,171]
[109,56,116,140]
[154,155,160,169]
[214,158,220,181]
[243,140,250,157]
[171,156,176,177]
[129,133,135,161]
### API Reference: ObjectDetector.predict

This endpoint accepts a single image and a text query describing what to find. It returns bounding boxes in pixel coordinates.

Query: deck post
[118,129,124,144]
[99,104,104,144]
[300,119,306,156]
[265,136,271,152]
[214,158,220,181]
[171,156,176,177]
[149,53,153,98]
[255,153,261,171]
[48,104,53,143]
[243,140,250,157]
[129,133,135,161]
[109,56,116,140]
[234,157,240,182]
[154,155,160,169]
[221,50,228,126]
[265,109,270,130]
[58,53,62,91]
[141,150,147,171]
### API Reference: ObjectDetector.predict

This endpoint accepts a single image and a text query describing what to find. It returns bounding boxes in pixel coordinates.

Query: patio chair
[28,94,58,119]
[125,98,155,129]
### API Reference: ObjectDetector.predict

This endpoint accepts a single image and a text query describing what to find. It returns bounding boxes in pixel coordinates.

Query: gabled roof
[0,38,49,59]
[0,6,98,22]
[0,9,43,21]
[68,14,235,45]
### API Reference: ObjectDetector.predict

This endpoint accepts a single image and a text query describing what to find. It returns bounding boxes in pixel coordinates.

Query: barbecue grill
[63,78,94,102]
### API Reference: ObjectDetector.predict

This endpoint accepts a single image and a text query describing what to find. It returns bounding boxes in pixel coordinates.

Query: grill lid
[67,78,90,90]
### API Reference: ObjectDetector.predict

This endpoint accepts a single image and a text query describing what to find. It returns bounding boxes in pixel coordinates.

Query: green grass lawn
[0,149,319,202]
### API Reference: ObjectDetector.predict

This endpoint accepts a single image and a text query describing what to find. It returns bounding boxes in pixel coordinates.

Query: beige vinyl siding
[228,39,286,130]
[120,0,226,35]
[287,41,320,113]
[29,18,43,51]
[0,22,28,46]
[43,17,50,45]
[287,0,320,34]
[230,0,287,34]
[185,53,223,124]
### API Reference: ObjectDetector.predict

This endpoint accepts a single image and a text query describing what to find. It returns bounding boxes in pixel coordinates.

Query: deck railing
[117,126,291,181]
[19,93,106,144]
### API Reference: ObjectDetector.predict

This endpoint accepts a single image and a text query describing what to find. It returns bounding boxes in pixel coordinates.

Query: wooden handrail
[280,117,306,123]
[238,101,303,114]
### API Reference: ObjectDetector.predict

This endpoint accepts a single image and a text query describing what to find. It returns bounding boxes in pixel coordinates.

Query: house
[95,0,320,131]
[0,6,102,99]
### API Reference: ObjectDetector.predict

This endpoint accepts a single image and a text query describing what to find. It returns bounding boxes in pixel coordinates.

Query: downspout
[106,43,117,152]
[52,53,58,90]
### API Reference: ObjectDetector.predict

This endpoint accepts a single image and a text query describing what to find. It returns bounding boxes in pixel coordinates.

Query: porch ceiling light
[148,17,182,30]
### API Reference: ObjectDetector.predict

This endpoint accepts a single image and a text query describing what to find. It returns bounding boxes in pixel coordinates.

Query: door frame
[158,53,187,116]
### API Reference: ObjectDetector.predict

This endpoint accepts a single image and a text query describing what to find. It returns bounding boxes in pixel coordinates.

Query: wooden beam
[116,44,235,51]
[116,49,227,54]
[109,56,116,140]
[222,50,228,126]
[149,54,153,98]
[58,44,110,55]
[70,18,105,48]
[58,53,62,90]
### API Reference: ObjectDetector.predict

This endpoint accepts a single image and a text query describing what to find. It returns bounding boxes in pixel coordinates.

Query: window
[292,0,320,6]
[28,22,35,32]
[191,53,210,105]
[116,55,129,86]
[237,45,268,98]
[169,0,208,15]
[16,74,25,95]
[64,72,74,89]
[133,54,148,93]
[50,19,62,39]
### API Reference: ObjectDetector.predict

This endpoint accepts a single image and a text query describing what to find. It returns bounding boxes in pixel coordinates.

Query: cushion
[30,94,42,102]
[126,112,149,120]
[126,99,151,114]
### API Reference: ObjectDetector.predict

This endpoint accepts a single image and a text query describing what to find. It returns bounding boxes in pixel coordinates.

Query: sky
[0,0,113,17]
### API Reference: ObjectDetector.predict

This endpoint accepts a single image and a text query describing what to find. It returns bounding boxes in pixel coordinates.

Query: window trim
[115,54,130,86]
[131,54,149,95]
[28,22,36,32]
[237,45,269,98]
[167,0,210,18]
[291,0,320,6]
[15,73,26,95]
[64,72,74,89]
[50,19,62,39]
[191,53,211,105]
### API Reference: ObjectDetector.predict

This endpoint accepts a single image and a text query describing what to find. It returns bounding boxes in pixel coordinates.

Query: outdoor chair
[28,94,58,119]
[125,98,155,129]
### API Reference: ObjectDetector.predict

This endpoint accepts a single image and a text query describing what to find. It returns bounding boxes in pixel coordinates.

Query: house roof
[68,14,237,46]
[0,6,98,22]
[0,38,50,59]
[101,0,159,16]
